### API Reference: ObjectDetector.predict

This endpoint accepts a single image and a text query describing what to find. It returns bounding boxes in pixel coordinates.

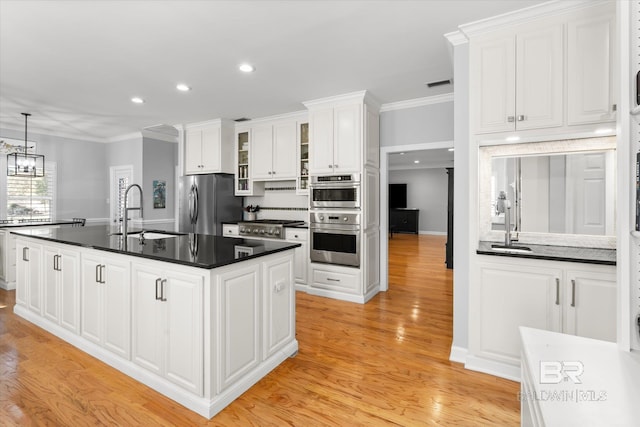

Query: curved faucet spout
[123,183,144,243]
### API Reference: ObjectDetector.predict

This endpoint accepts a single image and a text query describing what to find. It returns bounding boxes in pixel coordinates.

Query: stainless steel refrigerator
[178,173,243,235]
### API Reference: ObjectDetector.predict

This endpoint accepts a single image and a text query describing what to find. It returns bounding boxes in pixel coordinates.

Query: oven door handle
[311,226,360,234]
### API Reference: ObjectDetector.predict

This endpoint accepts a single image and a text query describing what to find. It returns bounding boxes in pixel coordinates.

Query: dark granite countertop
[0,219,80,229]
[11,225,300,269]
[221,221,309,229]
[477,241,615,266]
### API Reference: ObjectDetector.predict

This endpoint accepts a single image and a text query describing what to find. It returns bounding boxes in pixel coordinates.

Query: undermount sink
[490,244,532,254]
[110,231,184,240]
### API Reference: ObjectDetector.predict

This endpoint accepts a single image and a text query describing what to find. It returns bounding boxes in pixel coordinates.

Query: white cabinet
[297,122,310,194]
[80,251,131,359]
[251,121,297,180]
[308,103,361,174]
[216,263,261,391]
[566,7,616,125]
[285,228,307,286]
[310,263,361,296]
[184,119,234,175]
[563,269,616,341]
[42,243,80,333]
[132,263,204,395]
[15,239,42,314]
[222,224,239,237]
[0,230,17,290]
[262,255,295,359]
[473,258,616,372]
[473,23,563,134]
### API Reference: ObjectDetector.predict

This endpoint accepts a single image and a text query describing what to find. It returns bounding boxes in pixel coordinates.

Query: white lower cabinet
[80,251,131,359]
[310,263,361,296]
[132,263,204,395]
[262,255,295,359]
[285,228,307,286]
[43,243,80,333]
[473,257,616,376]
[15,239,43,314]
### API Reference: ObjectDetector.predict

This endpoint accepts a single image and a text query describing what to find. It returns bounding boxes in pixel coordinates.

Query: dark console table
[389,208,419,235]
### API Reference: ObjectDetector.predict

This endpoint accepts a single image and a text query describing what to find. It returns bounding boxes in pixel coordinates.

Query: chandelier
[7,113,45,177]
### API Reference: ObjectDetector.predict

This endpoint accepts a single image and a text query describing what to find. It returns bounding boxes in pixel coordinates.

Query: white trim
[380,140,454,292]
[458,0,597,39]
[464,354,521,382]
[380,93,454,113]
[419,230,447,236]
[237,110,308,126]
[107,132,142,143]
[389,162,454,172]
[444,30,468,47]
[449,345,468,364]
[303,90,367,109]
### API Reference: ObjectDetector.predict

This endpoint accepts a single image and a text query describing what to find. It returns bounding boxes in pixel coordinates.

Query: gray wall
[380,101,454,147]
[142,137,177,222]
[1,128,109,220]
[389,168,448,234]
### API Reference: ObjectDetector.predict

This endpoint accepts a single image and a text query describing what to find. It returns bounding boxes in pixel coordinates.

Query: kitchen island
[11,225,300,419]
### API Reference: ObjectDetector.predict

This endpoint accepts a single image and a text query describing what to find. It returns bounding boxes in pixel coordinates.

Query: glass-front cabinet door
[297,122,309,194]
[236,130,251,195]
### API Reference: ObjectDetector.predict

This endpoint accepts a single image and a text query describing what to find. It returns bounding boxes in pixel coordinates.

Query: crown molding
[107,132,142,143]
[239,109,308,126]
[444,30,468,46]
[303,90,369,109]
[380,93,454,113]
[458,0,597,38]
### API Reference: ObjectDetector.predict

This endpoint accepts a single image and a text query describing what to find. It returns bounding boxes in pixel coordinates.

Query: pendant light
[7,113,45,177]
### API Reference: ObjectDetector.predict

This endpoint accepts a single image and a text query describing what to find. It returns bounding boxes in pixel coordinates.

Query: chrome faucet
[123,184,144,241]
[496,191,514,246]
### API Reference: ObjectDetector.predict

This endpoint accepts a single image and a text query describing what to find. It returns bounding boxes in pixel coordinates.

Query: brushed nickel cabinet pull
[155,278,162,300]
[517,115,525,121]
[160,279,167,302]
[571,279,576,307]
[23,247,29,262]
[507,116,515,123]
[95,264,101,283]
[555,278,560,305]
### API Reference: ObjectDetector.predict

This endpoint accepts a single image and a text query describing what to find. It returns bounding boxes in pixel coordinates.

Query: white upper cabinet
[308,103,362,175]
[184,119,234,175]
[250,121,297,180]
[473,23,563,134]
[566,6,616,125]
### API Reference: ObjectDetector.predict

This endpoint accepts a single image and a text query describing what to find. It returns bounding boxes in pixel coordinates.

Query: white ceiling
[388,148,454,170]
[0,0,545,142]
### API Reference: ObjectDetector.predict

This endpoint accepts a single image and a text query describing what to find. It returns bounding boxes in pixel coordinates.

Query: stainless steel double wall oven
[309,174,361,268]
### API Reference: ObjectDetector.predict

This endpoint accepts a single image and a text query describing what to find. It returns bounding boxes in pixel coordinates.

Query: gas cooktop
[238,220,305,239]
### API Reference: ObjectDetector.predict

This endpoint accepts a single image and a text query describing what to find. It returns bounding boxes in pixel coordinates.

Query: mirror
[490,150,616,236]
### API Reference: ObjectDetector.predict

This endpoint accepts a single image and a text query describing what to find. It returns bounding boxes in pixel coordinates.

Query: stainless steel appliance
[310,212,360,267]
[310,174,360,209]
[178,173,243,235]
[238,219,305,240]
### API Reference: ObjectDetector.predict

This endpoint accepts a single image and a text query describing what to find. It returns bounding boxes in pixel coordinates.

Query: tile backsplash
[244,181,308,222]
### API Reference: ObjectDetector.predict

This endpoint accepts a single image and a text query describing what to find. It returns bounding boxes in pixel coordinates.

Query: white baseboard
[449,345,468,364]
[305,287,367,304]
[464,354,521,382]
[419,230,447,236]
[0,279,16,291]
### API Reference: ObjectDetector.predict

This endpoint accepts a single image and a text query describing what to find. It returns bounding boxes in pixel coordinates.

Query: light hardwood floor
[0,234,520,425]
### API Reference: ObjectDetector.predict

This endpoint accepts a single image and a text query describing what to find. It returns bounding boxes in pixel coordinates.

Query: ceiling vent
[426,79,452,88]
[234,117,251,122]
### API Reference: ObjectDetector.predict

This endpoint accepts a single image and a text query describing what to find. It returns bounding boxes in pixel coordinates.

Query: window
[6,162,56,221]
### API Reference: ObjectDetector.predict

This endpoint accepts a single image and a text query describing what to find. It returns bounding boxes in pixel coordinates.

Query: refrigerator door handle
[192,184,199,225]
[189,184,196,224]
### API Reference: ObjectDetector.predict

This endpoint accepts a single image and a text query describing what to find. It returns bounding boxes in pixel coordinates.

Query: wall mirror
[478,136,617,247]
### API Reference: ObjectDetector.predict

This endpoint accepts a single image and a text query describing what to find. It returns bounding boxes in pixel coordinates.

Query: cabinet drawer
[312,267,359,294]
[223,225,239,237]
[285,228,307,242]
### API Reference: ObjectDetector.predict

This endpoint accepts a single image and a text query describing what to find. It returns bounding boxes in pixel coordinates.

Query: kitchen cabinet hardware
[155,278,162,300]
[571,279,576,307]
[507,116,515,122]
[327,278,340,282]
[517,115,525,121]
[95,264,100,283]
[555,277,560,305]
[160,279,167,301]
[23,247,29,262]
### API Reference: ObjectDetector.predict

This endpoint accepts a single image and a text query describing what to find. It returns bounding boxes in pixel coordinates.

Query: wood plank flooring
[0,234,520,425]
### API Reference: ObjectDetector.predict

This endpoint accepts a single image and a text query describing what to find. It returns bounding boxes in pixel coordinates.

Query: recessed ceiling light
[239,63,255,73]
[131,97,144,104]
[414,160,420,164]
[505,136,520,142]
[400,152,405,155]
[176,83,191,92]
[448,148,454,152]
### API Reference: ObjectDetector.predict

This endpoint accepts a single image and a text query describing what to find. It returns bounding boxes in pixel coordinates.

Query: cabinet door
[102,256,131,359]
[165,272,203,396]
[132,265,164,375]
[293,242,307,285]
[333,103,361,173]
[26,244,42,315]
[184,129,203,174]
[272,121,297,179]
[80,254,103,345]
[567,12,615,125]
[59,248,80,333]
[478,264,562,365]
[251,124,274,179]
[217,264,260,391]
[515,24,563,131]
[472,35,516,133]
[201,126,222,173]
[263,256,294,359]
[564,270,616,342]
[15,241,27,307]
[308,108,334,174]
[43,246,59,323]
[0,231,6,281]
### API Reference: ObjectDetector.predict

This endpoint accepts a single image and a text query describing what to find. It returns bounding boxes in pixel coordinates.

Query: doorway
[380,141,454,291]
[109,165,133,225]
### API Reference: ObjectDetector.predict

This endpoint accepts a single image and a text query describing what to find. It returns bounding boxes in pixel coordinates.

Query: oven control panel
[310,212,360,226]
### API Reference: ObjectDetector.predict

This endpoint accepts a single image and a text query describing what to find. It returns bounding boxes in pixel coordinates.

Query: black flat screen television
[389,184,407,209]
